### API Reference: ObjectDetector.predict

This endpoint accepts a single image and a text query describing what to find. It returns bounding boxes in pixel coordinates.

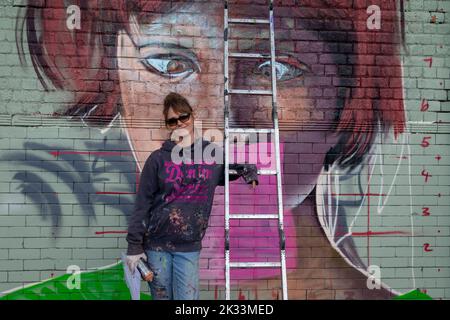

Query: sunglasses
[165,113,191,127]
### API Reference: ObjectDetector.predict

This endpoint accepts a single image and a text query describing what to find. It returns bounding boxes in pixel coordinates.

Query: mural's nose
[228,95,271,128]
[227,56,272,128]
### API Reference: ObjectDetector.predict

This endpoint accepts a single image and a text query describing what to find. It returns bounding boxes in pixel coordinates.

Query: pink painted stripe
[50,150,133,157]
[352,231,410,237]
[95,231,127,235]
[95,192,136,195]
[331,193,386,196]
[335,230,411,237]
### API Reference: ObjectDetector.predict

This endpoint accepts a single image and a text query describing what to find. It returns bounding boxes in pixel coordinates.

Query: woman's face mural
[118,1,340,200]
[9,0,413,299]
[119,1,404,299]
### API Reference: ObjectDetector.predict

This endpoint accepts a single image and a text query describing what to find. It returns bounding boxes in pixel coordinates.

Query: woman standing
[125,92,258,300]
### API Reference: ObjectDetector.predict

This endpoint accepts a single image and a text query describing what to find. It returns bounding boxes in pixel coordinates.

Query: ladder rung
[228,128,274,134]
[229,262,282,268]
[257,169,277,175]
[228,89,273,95]
[230,214,278,219]
[228,169,277,175]
[228,18,270,25]
[229,52,271,59]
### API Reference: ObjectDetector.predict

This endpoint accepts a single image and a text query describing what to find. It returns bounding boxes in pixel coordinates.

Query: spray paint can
[136,258,154,282]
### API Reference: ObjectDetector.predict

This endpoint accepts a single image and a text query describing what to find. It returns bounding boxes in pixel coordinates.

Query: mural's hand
[126,253,147,274]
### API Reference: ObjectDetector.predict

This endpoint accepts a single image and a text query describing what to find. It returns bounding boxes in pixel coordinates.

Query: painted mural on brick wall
[0,0,448,300]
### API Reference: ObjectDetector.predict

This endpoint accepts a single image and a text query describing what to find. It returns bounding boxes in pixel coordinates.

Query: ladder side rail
[224,0,231,301]
[268,0,289,301]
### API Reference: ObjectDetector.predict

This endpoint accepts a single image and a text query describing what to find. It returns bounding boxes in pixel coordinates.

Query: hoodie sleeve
[126,152,159,255]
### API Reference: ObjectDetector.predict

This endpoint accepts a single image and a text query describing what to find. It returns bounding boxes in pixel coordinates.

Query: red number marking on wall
[423,57,433,67]
[423,243,433,252]
[421,136,432,148]
[421,170,432,183]
[420,99,429,112]
[422,207,431,216]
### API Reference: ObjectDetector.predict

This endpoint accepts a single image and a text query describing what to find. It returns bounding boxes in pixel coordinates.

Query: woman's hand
[126,253,147,274]
[251,180,257,189]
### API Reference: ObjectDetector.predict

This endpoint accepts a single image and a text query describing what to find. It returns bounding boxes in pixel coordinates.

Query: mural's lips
[201,141,297,284]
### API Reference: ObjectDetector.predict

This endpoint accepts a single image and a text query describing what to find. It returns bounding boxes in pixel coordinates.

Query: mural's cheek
[274,53,340,198]
[283,119,334,210]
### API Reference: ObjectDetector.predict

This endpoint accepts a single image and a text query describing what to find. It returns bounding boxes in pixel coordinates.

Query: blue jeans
[145,250,200,300]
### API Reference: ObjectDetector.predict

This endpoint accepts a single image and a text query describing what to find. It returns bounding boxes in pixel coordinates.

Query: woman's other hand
[126,252,147,274]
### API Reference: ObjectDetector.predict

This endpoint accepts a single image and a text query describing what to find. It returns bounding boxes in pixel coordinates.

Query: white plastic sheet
[121,252,141,300]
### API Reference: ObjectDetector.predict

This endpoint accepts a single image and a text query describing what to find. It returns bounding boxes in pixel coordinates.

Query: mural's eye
[141,54,200,80]
[255,59,311,82]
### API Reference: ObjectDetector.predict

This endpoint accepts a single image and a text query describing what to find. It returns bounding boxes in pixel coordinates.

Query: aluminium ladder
[223,0,288,300]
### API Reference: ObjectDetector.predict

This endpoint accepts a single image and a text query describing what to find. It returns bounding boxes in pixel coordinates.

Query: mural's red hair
[293,0,406,167]
[17,0,406,168]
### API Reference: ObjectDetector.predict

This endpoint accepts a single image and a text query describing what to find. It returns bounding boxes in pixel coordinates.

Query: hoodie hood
[161,139,177,152]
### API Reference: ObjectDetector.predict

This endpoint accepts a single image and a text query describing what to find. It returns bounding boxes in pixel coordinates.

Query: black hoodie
[126,137,259,255]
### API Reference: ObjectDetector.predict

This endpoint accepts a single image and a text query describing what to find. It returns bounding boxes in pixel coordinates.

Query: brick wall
[0,0,449,300]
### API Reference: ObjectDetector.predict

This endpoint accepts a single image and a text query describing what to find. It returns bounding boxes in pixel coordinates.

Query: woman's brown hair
[163,92,194,122]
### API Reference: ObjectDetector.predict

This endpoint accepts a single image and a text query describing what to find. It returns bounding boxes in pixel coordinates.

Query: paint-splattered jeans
[145,250,200,300]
